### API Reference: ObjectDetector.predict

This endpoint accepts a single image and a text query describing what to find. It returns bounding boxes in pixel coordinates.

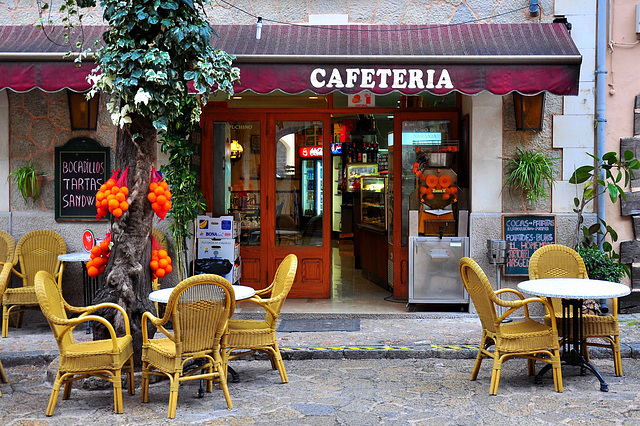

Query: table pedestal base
[535,299,609,392]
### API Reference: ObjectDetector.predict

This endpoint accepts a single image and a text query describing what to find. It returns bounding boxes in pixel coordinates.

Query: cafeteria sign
[502,214,555,276]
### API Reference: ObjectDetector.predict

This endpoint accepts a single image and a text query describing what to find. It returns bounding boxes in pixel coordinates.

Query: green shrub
[577,245,627,283]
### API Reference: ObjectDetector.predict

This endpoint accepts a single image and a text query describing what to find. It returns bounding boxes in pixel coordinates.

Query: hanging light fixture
[256,17,263,40]
[68,90,100,131]
[230,139,244,161]
[513,92,545,131]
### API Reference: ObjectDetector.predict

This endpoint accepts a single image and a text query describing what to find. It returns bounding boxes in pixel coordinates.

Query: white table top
[149,285,256,303]
[58,252,91,262]
[518,278,631,300]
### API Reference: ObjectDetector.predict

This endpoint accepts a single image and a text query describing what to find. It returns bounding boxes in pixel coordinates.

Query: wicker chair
[0,230,15,266]
[2,230,66,338]
[459,257,563,395]
[0,263,10,397]
[34,270,134,416]
[529,244,623,376]
[223,254,298,383]
[141,274,235,418]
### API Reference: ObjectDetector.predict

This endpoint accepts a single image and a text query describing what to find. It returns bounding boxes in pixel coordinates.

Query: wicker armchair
[529,244,623,376]
[223,254,298,383]
[34,270,134,416]
[2,230,66,338]
[141,274,235,418]
[459,257,563,395]
[0,230,15,266]
[0,263,10,397]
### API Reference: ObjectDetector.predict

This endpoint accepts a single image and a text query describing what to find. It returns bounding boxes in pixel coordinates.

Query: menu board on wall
[55,137,110,221]
[502,215,556,276]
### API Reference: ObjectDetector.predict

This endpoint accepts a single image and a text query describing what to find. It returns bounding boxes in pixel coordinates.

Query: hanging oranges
[149,168,172,220]
[87,237,111,278]
[150,248,172,280]
[95,168,130,220]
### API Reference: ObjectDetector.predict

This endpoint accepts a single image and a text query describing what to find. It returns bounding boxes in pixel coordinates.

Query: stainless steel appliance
[408,236,469,310]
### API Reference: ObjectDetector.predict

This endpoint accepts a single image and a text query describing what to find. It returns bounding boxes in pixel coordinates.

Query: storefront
[198,23,582,300]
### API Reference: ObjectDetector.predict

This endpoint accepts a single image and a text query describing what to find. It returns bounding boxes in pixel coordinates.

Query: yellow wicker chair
[34,270,134,416]
[0,230,16,266]
[0,263,10,397]
[141,274,235,418]
[3,230,66,338]
[223,254,298,383]
[529,244,623,376]
[459,257,563,395]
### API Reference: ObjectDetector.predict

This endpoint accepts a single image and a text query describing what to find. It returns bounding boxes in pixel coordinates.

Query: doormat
[277,318,360,332]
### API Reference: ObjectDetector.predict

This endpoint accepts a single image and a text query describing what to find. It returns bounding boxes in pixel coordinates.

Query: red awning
[0,23,581,96]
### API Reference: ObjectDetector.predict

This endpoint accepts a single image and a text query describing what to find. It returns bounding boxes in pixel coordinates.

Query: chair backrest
[265,254,298,326]
[528,244,588,313]
[16,230,66,287]
[459,257,500,333]
[34,270,75,351]
[0,231,16,265]
[0,262,12,301]
[165,274,235,356]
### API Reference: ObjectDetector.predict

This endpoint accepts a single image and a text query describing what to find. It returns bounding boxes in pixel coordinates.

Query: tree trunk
[93,113,157,366]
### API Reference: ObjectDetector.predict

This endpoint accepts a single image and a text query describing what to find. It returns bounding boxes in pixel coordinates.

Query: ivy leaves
[88,0,240,132]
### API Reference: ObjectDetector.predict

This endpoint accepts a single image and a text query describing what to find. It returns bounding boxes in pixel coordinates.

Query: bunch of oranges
[148,181,172,220]
[96,178,130,219]
[150,249,172,279]
[87,239,111,278]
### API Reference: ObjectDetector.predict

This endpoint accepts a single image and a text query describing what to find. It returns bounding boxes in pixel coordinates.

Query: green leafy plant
[502,147,558,202]
[577,245,628,282]
[8,160,45,203]
[570,150,640,258]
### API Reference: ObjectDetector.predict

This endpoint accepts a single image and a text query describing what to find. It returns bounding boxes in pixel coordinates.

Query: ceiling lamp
[230,140,244,161]
[513,92,545,131]
[68,90,100,131]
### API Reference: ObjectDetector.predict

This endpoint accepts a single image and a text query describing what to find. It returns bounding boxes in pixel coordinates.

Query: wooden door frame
[391,112,460,300]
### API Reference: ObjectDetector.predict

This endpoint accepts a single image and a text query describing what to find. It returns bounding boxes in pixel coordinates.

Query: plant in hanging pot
[502,146,558,203]
[8,160,46,203]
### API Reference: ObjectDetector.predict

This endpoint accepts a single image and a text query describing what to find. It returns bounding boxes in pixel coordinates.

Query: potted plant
[502,147,558,202]
[8,160,45,203]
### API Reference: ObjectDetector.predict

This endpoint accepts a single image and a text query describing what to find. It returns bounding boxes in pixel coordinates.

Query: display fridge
[302,159,323,218]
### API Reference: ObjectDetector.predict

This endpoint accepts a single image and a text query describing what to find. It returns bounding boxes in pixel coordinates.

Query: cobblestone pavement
[2,358,640,425]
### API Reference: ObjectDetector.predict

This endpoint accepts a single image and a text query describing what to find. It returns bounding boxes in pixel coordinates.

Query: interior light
[232,96,243,100]
[256,17,263,40]
[230,140,244,161]
[68,90,100,130]
[513,92,545,131]
[308,96,319,100]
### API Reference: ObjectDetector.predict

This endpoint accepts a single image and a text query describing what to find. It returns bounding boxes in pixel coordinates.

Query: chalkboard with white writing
[502,215,556,276]
[55,137,110,220]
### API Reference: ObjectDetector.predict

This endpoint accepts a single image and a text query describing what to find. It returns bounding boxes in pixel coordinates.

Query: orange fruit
[160,181,168,190]
[159,258,168,269]
[111,186,120,194]
[150,260,159,271]
[154,186,165,196]
[91,245,102,256]
[120,186,129,196]
[112,208,123,218]
[165,264,172,274]
[147,192,157,203]
[108,199,119,210]
[115,192,125,202]
[155,268,166,278]
[149,182,158,192]
[99,184,107,192]
[162,201,172,211]
[119,201,129,211]
[156,195,167,206]
[96,191,104,201]
[165,191,172,200]
[101,199,109,208]
[158,249,168,259]
[151,202,160,212]
[87,266,99,277]
[92,256,104,267]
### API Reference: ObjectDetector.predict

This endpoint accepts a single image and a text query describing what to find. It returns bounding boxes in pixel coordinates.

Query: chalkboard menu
[55,137,110,220]
[502,215,556,276]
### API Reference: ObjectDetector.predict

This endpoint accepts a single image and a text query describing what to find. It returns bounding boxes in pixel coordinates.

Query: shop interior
[208,91,468,311]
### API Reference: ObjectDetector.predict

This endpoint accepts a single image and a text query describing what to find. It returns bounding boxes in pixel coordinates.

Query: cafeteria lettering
[310,68,453,90]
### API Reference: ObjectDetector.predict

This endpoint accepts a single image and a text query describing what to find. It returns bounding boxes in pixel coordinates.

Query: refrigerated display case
[346,162,378,192]
[302,159,323,217]
[361,176,387,230]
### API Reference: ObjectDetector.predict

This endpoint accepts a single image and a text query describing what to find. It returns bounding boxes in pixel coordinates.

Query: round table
[518,278,630,392]
[149,285,255,303]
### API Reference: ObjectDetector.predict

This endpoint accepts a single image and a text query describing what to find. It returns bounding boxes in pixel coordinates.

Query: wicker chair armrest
[493,289,530,317]
[10,265,24,279]
[82,302,131,335]
[254,282,274,296]
[141,311,174,342]
[60,315,119,349]
[238,296,279,318]
[495,288,525,299]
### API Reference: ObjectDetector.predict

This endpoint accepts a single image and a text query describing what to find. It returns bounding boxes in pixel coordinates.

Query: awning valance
[0,23,581,96]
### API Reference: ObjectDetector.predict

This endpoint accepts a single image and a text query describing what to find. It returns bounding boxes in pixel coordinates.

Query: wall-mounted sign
[348,90,375,107]
[55,137,110,221]
[502,215,556,276]
[82,229,95,252]
[331,143,342,155]
[299,146,323,158]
